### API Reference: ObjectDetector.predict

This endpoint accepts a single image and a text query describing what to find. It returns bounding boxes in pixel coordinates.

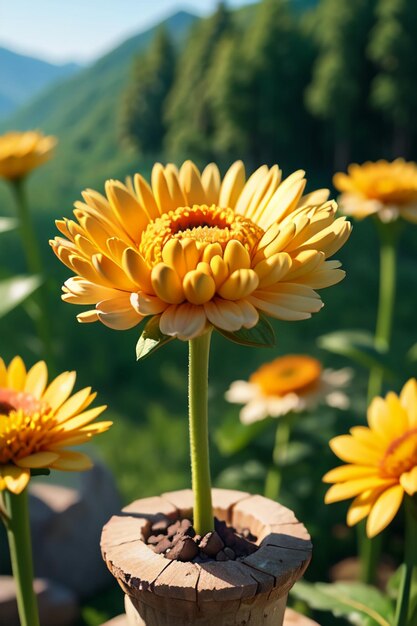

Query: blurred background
[1,0,417,624]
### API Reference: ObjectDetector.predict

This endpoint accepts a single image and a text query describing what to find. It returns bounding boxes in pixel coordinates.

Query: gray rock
[0,461,121,598]
[0,576,78,626]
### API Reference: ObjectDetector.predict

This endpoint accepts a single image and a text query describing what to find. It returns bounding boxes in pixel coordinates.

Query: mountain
[0,47,80,119]
[0,10,199,214]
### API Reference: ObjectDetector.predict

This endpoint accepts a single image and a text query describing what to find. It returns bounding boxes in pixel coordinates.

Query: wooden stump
[101,607,320,626]
[101,489,312,626]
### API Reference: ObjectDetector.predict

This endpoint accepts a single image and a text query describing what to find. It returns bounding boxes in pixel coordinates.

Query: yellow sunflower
[0,356,111,494]
[324,378,417,537]
[51,161,351,340]
[334,159,417,223]
[0,131,56,181]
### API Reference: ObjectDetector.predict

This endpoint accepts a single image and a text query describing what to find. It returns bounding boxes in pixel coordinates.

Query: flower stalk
[361,221,401,585]
[188,330,214,536]
[3,488,40,626]
[11,177,53,365]
[394,496,417,626]
[264,415,292,501]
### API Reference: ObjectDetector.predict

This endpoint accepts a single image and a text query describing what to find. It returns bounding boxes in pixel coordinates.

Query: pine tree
[306,0,376,168]
[120,28,175,155]
[369,0,417,156]
[164,2,232,162]
[209,0,315,169]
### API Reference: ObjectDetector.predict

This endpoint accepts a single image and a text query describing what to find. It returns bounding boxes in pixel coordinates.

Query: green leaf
[0,217,17,234]
[317,330,395,380]
[217,314,275,348]
[0,275,42,319]
[136,315,174,361]
[407,343,417,362]
[215,413,273,455]
[291,581,394,626]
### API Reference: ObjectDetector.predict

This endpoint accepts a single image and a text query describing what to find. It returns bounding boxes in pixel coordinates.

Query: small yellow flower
[226,354,351,424]
[334,159,417,223]
[324,379,417,538]
[0,356,111,494]
[0,131,56,181]
[51,161,351,340]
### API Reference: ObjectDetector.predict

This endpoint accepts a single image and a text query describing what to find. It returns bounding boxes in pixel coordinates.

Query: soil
[146,516,258,563]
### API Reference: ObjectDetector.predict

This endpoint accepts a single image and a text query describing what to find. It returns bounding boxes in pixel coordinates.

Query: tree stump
[101,489,312,626]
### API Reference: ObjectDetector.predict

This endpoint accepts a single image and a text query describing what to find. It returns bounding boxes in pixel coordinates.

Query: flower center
[0,388,44,416]
[366,177,417,205]
[0,388,53,464]
[380,428,417,479]
[139,204,264,265]
[250,355,322,397]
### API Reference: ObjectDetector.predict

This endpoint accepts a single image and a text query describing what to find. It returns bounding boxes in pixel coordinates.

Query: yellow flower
[51,161,351,340]
[226,354,351,424]
[0,131,56,181]
[334,159,417,223]
[0,356,111,494]
[324,379,417,538]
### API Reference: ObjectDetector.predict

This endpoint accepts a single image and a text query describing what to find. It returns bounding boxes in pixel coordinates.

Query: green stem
[264,415,292,501]
[3,488,40,626]
[361,221,400,585]
[188,331,214,536]
[394,496,417,626]
[11,177,54,365]
[367,222,399,404]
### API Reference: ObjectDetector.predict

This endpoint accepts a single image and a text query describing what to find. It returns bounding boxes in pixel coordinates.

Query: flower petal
[366,484,404,538]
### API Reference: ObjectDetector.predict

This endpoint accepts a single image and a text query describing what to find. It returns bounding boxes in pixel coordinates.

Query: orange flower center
[139,204,263,265]
[250,355,322,397]
[380,428,417,479]
[0,388,45,416]
[364,177,417,205]
[0,388,53,464]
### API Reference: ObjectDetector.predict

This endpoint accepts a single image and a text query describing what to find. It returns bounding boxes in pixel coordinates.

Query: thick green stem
[394,496,417,626]
[3,488,40,626]
[264,415,292,501]
[188,331,214,536]
[361,222,400,585]
[11,178,54,364]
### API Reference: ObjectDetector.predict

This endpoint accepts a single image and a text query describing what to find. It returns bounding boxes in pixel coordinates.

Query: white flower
[225,355,352,425]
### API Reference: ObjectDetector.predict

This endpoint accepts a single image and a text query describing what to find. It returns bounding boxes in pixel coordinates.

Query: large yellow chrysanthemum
[0,131,56,181]
[0,356,111,494]
[334,159,417,223]
[324,379,417,537]
[51,161,351,340]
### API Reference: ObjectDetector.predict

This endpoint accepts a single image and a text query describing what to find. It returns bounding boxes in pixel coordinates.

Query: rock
[199,531,224,557]
[223,547,236,560]
[0,576,78,626]
[166,537,199,561]
[1,461,121,598]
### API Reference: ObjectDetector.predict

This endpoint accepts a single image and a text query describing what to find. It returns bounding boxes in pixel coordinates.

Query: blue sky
[0,0,255,65]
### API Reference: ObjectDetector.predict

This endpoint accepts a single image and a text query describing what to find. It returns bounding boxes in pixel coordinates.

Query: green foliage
[306,0,377,165]
[317,329,395,379]
[292,581,395,626]
[369,0,417,127]
[0,275,42,319]
[217,314,275,348]
[209,0,315,166]
[120,29,176,154]
[165,2,233,161]
[136,315,174,361]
